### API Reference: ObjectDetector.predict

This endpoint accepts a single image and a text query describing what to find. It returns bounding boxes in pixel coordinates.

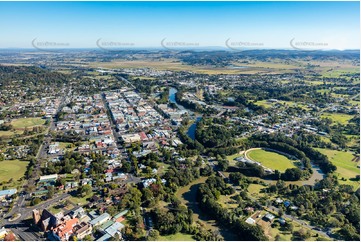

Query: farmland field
[247,149,297,172]
[11,117,46,129]
[0,159,29,183]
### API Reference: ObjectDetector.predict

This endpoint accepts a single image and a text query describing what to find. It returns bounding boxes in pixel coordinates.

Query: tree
[107,206,117,216]
[83,235,92,241]
[147,229,160,241]
[31,197,41,206]
[122,162,132,173]
[338,224,360,241]
[281,168,302,181]
[78,184,92,197]
[47,185,55,199]
[217,159,229,171]
[284,223,293,233]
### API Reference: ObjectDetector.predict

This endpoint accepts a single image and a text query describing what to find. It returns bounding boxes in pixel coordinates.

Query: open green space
[349,100,360,106]
[11,117,46,129]
[320,113,354,125]
[68,192,93,206]
[158,232,195,241]
[175,177,239,240]
[247,149,297,172]
[156,162,170,176]
[255,100,273,108]
[175,177,215,228]
[0,159,29,183]
[247,184,266,197]
[226,153,243,166]
[218,195,238,209]
[48,205,63,215]
[316,148,359,184]
[0,130,23,138]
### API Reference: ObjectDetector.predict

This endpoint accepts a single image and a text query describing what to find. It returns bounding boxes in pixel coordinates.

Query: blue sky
[0,1,359,50]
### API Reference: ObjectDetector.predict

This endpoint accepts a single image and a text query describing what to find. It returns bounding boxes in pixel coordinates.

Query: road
[1,193,70,226]
[0,193,70,241]
[0,89,70,240]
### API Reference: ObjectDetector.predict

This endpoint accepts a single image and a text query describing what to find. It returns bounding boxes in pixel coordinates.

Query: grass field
[11,117,46,129]
[226,153,243,166]
[0,130,23,138]
[255,100,273,108]
[349,100,360,106]
[58,142,77,152]
[247,184,266,197]
[0,159,29,183]
[218,195,238,209]
[158,233,194,241]
[321,113,354,125]
[68,192,94,206]
[316,148,359,184]
[247,149,297,172]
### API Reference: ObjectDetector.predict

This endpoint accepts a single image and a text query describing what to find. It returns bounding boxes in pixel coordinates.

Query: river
[169,87,201,140]
[186,117,202,140]
[169,87,325,185]
[169,87,187,111]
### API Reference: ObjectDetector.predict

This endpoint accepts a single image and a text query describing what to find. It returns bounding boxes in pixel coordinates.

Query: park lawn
[158,233,194,241]
[68,192,93,206]
[0,159,29,183]
[316,148,359,181]
[247,149,297,172]
[48,205,63,215]
[11,117,46,129]
[58,142,77,152]
[226,153,242,166]
[320,113,354,125]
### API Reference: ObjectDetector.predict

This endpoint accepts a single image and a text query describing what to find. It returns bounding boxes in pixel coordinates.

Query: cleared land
[247,149,297,172]
[158,233,195,241]
[0,130,23,138]
[255,100,273,108]
[320,113,354,125]
[0,159,29,183]
[316,148,360,184]
[11,117,46,129]
[226,152,243,166]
